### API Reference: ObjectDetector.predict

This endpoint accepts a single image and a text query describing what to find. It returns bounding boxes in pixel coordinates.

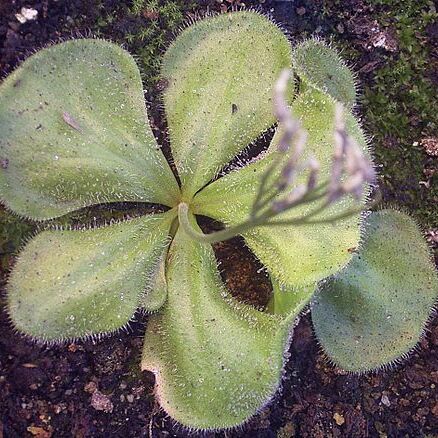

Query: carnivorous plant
[0,11,437,430]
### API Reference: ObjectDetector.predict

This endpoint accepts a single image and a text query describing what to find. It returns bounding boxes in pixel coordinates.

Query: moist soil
[0,1,438,437]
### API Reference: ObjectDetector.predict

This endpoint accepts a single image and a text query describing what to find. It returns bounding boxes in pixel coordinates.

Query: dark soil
[1,0,437,437]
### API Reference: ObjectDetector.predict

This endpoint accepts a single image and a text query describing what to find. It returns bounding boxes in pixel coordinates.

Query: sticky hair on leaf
[292,37,357,108]
[0,9,436,433]
[311,209,438,373]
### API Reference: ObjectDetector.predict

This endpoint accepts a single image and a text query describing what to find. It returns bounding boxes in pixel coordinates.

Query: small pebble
[421,137,438,157]
[27,426,51,437]
[15,7,38,24]
[84,381,97,394]
[381,394,391,407]
[91,390,113,413]
[333,412,345,426]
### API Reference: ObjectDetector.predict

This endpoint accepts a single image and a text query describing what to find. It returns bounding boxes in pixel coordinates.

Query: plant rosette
[0,11,437,431]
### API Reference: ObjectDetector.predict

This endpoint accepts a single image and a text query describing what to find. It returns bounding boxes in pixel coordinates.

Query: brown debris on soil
[348,17,398,52]
[421,137,438,157]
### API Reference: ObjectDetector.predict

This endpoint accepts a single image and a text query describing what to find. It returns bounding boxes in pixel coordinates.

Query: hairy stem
[178,203,268,244]
[178,183,367,244]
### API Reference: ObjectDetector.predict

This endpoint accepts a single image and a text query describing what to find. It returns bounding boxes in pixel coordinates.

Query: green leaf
[162,11,292,199]
[0,39,180,220]
[7,211,175,341]
[141,215,300,430]
[267,279,315,315]
[194,89,370,287]
[292,38,356,107]
[139,249,168,312]
[311,209,438,372]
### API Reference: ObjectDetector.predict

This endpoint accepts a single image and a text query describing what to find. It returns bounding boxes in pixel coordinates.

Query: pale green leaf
[140,249,168,312]
[194,89,370,287]
[7,211,175,341]
[292,38,356,107]
[267,279,315,315]
[0,39,180,220]
[311,209,438,372]
[141,215,299,430]
[162,11,292,198]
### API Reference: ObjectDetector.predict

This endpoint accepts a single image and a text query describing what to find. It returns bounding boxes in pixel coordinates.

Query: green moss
[323,0,437,228]
[91,0,193,87]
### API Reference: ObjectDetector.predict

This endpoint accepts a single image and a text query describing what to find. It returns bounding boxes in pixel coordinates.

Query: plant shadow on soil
[0,0,437,437]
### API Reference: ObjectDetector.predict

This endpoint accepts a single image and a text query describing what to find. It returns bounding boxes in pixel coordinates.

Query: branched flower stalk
[178,69,376,244]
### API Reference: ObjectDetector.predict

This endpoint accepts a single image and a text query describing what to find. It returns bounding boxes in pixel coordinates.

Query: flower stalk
[179,69,376,244]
